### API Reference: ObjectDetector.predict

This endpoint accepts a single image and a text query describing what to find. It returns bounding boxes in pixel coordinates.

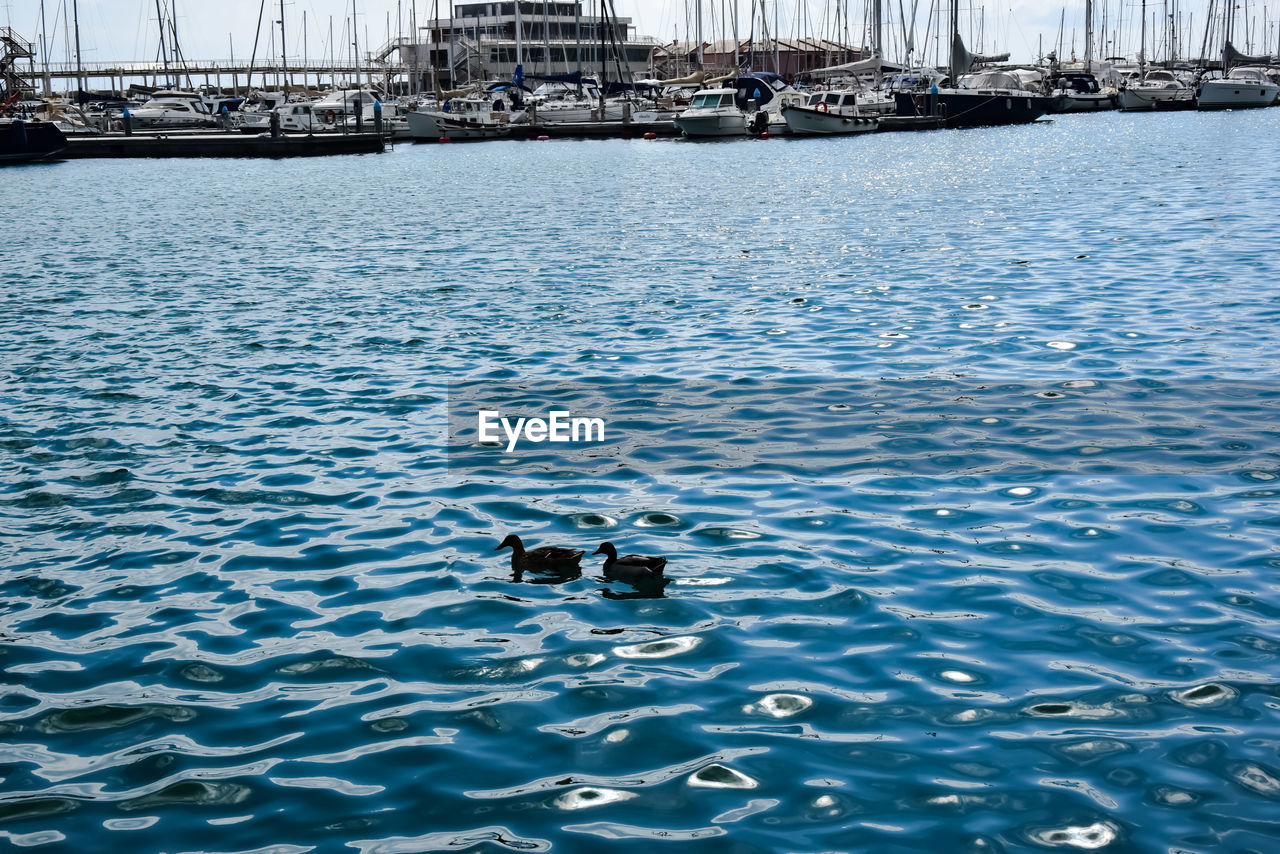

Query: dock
[61,132,386,159]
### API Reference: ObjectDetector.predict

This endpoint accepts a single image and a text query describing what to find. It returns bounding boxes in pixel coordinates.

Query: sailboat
[1197,41,1280,109]
[893,1,1051,128]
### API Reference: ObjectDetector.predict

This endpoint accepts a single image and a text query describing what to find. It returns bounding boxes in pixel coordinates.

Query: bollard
[269,110,281,138]
[355,107,364,133]
[373,101,383,136]
[123,108,132,135]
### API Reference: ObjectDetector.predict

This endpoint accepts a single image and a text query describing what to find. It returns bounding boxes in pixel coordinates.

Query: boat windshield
[690,93,732,109]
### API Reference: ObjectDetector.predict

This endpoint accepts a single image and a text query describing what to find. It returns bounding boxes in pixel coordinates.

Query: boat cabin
[687,90,737,110]
[807,91,859,110]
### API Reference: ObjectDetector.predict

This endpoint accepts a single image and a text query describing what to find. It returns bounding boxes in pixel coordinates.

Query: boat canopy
[959,71,1025,91]
[728,73,788,109]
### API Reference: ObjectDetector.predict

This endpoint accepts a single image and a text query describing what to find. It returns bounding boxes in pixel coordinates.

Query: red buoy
[537,135,551,141]
[759,131,772,139]
[643,132,657,140]
[438,136,452,143]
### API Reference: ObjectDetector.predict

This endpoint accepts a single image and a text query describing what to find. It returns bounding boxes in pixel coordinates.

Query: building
[394,1,661,90]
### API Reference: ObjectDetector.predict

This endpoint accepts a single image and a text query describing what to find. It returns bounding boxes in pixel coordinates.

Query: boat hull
[1048,92,1116,113]
[1196,79,1280,109]
[673,111,749,137]
[0,120,68,163]
[405,110,511,140]
[1117,87,1195,111]
[781,105,880,136]
[893,91,1050,127]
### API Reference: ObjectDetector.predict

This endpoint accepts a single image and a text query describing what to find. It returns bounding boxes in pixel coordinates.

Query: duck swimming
[495,534,584,571]
[593,542,667,584]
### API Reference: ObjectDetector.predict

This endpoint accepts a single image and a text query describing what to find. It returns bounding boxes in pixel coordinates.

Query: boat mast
[515,0,523,70]
[873,0,883,57]
[697,0,704,67]
[1139,0,1146,71]
[1084,0,1092,68]
[948,0,960,84]
[280,0,289,88]
[353,0,362,87]
[72,0,84,96]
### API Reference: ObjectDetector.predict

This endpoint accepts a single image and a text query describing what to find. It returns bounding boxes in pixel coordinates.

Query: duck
[495,534,584,571]
[592,541,667,584]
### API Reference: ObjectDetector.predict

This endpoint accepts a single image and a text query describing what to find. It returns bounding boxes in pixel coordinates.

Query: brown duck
[495,534,584,571]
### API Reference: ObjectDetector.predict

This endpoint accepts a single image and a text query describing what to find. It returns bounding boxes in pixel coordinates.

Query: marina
[4,0,1280,852]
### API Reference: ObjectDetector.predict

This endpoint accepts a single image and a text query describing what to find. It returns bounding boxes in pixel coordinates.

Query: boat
[1048,71,1116,112]
[782,91,881,136]
[405,92,515,140]
[0,118,68,163]
[1116,69,1195,110]
[895,68,1052,128]
[129,90,217,128]
[1196,64,1280,110]
[893,3,1051,128]
[238,91,289,132]
[1195,2,1278,109]
[673,88,759,137]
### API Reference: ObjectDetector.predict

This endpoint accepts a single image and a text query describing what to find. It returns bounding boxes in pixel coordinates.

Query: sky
[5,0,1277,70]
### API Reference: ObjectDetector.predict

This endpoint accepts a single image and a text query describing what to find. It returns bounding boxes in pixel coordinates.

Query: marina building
[394,1,661,88]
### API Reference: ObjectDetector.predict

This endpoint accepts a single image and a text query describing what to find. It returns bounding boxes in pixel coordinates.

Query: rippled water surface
[3,111,1280,852]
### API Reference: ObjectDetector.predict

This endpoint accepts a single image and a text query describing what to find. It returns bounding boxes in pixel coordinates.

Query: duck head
[495,534,525,554]
[592,542,618,561]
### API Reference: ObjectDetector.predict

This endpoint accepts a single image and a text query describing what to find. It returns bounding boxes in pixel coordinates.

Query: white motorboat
[1197,67,1280,109]
[782,91,880,136]
[130,90,216,128]
[306,88,386,130]
[673,88,757,137]
[238,91,288,131]
[1115,69,1195,111]
[405,92,515,140]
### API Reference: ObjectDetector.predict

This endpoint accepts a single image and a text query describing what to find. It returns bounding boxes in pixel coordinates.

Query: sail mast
[1084,0,1092,68]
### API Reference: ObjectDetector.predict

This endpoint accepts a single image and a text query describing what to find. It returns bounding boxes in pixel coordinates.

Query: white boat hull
[405,109,511,140]
[673,112,748,137]
[1116,87,1194,111]
[1196,79,1280,109]
[782,105,879,136]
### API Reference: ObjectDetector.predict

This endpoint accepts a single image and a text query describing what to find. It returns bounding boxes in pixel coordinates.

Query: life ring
[324,109,337,124]
[816,101,829,113]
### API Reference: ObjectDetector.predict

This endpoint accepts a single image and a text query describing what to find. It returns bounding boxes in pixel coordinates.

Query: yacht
[130,90,217,128]
[1116,69,1194,110]
[405,92,516,140]
[1048,72,1116,112]
[895,69,1052,127]
[1196,67,1280,109]
[782,90,880,136]
[0,118,68,162]
[238,91,289,132]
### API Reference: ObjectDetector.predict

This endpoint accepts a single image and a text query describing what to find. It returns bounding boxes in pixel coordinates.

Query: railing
[1,27,35,57]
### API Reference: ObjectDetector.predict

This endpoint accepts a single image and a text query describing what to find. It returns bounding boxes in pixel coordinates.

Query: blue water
[3,110,1280,852]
